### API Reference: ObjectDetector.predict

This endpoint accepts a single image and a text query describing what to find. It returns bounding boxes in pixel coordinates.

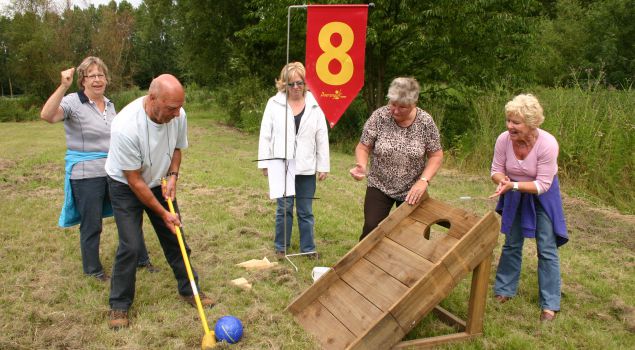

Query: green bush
[108,87,145,110]
[0,96,42,122]
[327,98,369,154]
[215,76,270,133]
[108,85,216,113]
[184,83,216,112]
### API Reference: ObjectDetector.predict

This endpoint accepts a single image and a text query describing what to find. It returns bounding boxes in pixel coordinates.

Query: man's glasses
[287,80,305,88]
[86,74,106,81]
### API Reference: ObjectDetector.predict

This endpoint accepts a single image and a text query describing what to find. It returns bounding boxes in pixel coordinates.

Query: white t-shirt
[105,96,188,188]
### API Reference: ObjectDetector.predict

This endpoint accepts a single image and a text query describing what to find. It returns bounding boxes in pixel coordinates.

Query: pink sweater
[490,129,559,194]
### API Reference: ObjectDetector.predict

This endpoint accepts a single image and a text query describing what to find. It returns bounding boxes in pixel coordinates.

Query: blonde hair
[505,94,544,128]
[275,62,306,93]
[76,56,110,89]
[386,77,420,106]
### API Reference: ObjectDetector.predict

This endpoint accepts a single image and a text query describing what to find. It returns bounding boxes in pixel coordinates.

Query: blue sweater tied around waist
[58,150,113,227]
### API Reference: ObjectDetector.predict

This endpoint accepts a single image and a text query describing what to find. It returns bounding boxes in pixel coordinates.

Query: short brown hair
[76,56,110,90]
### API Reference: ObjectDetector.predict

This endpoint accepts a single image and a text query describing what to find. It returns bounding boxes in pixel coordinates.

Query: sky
[1,0,143,12]
[85,0,142,6]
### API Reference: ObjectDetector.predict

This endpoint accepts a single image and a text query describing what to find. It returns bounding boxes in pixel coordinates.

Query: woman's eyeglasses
[86,74,106,81]
[287,81,305,88]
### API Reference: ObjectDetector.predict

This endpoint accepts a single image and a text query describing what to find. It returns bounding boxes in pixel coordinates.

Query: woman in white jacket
[258,62,330,259]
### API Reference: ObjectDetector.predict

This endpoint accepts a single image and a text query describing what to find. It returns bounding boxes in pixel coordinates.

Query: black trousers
[360,186,403,241]
[107,177,199,311]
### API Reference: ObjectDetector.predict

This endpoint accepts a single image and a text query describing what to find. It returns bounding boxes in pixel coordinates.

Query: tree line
[1,0,634,145]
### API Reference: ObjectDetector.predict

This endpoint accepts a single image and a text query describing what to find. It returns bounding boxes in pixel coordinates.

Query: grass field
[0,115,633,349]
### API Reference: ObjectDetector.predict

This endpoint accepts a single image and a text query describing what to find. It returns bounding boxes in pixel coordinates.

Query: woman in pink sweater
[489,94,568,322]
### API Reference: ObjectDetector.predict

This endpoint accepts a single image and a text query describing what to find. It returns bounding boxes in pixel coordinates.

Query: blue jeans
[107,177,199,311]
[494,202,561,311]
[71,178,152,277]
[275,174,316,253]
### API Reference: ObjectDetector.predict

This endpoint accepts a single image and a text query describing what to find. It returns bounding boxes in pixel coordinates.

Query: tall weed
[108,86,145,110]
[108,84,215,114]
[327,98,369,153]
[215,77,270,133]
[0,95,41,122]
[458,88,634,213]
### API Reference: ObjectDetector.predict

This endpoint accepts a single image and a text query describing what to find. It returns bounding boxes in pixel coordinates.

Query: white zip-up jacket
[258,91,330,175]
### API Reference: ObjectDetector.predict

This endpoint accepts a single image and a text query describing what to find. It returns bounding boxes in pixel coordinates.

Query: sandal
[540,309,557,322]
[495,295,511,304]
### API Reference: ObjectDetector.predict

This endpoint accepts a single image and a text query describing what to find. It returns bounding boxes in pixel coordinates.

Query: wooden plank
[331,225,388,278]
[466,253,493,334]
[392,332,480,349]
[340,258,409,311]
[318,279,385,336]
[365,238,434,287]
[389,219,459,263]
[348,313,406,350]
[389,263,455,331]
[433,306,466,330]
[287,266,341,314]
[289,201,498,350]
[293,299,356,350]
[441,211,499,281]
[376,192,427,234]
[409,198,481,240]
[327,195,428,279]
[389,217,427,237]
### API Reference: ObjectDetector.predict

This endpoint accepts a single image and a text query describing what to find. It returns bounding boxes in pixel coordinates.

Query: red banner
[306,5,368,128]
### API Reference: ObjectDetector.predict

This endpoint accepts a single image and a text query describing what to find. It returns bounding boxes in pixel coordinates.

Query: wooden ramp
[286,195,500,349]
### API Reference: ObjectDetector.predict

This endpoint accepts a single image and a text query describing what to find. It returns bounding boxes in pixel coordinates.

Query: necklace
[143,99,172,166]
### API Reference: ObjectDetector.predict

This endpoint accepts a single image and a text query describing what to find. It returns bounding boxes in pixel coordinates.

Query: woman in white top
[257,62,330,259]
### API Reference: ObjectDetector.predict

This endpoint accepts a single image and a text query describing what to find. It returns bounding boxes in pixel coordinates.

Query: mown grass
[0,109,633,349]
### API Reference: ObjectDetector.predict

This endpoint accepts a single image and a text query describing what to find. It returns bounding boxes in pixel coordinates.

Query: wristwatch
[512,182,519,192]
[166,171,179,179]
[420,176,429,183]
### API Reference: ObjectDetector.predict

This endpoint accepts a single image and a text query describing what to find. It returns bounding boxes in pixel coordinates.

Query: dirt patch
[7,162,63,186]
[31,186,62,197]
[0,158,16,171]
[188,185,271,219]
[437,168,488,182]
[251,265,297,288]
[228,199,270,219]
[232,226,266,238]
[563,194,635,226]
[611,298,635,333]
[243,302,283,324]
[562,193,635,251]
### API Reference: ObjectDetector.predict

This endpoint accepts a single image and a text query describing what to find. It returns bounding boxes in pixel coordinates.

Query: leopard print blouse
[360,106,442,201]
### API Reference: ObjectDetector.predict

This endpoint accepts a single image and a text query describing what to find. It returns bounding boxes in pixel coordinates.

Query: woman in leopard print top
[350,77,443,240]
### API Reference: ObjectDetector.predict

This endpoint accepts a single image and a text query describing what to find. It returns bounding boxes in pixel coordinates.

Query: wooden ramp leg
[392,254,493,349]
[466,253,492,335]
[393,332,481,349]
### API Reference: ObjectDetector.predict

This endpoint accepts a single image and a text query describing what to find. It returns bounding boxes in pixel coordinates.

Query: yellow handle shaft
[164,180,212,337]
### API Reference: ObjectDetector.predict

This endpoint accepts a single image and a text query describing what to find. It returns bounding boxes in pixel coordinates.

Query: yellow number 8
[316,22,354,86]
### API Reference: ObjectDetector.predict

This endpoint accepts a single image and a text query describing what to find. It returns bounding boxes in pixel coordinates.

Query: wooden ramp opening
[286,194,500,349]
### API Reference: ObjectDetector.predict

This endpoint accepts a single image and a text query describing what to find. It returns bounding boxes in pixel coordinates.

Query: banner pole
[283,4,308,272]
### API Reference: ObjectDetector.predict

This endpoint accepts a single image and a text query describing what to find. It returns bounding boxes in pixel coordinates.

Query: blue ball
[214,316,243,344]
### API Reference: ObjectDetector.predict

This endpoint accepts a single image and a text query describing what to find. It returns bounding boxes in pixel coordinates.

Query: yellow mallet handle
[163,179,213,337]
